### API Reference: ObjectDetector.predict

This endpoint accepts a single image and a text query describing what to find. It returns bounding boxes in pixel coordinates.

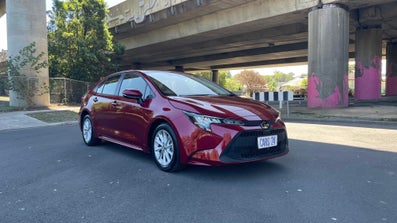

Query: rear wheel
[82,115,100,146]
[152,123,183,172]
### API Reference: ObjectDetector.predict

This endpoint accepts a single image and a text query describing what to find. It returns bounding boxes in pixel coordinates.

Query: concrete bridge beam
[308,4,349,108]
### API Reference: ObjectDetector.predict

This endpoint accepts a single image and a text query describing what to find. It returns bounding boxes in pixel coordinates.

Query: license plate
[257,135,278,149]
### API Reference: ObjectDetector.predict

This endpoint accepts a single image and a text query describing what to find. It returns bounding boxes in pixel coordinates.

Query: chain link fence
[0,75,9,96]
[0,75,92,105]
[49,78,92,104]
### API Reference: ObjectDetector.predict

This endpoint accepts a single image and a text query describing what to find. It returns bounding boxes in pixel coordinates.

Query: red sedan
[79,70,288,171]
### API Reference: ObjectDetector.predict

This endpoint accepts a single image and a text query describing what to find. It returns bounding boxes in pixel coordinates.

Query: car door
[91,74,121,138]
[113,72,154,149]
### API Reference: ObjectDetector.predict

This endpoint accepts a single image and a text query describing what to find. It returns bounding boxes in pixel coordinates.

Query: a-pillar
[6,0,50,107]
[354,28,382,100]
[386,42,397,96]
[307,4,349,108]
[211,70,219,84]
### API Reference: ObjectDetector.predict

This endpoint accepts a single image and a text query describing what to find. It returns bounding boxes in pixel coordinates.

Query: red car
[79,70,289,171]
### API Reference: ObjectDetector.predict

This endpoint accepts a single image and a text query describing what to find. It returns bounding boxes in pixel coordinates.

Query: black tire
[152,123,183,172]
[81,114,100,146]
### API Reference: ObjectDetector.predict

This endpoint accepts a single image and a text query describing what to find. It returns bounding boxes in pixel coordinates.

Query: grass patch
[27,110,79,123]
[0,104,21,112]
[0,98,21,112]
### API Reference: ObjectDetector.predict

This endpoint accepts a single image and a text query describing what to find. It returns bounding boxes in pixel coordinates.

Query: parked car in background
[79,70,289,172]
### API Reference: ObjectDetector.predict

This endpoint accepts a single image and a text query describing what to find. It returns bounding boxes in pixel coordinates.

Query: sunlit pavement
[286,122,397,153]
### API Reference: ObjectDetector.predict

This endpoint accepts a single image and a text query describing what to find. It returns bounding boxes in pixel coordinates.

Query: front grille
[243,120,274,126]
[220,128,288,163]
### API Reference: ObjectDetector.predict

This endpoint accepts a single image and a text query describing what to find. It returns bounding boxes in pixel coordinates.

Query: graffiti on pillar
[355,56,381,99]
[308,73,348,108]
[355,55,381,78]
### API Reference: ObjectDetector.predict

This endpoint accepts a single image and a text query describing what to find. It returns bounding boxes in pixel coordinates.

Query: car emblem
[260,121,270,129]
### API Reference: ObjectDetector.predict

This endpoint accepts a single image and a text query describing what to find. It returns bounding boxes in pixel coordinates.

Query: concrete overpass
[108,0,397,108]
[107,0,396,69]
[2,0,397,108]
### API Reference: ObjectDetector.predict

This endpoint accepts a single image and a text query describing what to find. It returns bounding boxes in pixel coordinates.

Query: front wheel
[82,114,100,146]
[152,123,183,172]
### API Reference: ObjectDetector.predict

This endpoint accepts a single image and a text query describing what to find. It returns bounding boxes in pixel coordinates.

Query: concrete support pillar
[211,69,219,84]
[386,42,397,96]
[6,0,49,107]
[307,4,349,108]
[175,66,184,72]
[354,28,382,100]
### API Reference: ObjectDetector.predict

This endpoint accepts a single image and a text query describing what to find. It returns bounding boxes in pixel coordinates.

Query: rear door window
[96,75,121,95]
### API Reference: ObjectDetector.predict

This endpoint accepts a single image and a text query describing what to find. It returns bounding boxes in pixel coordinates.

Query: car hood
[169,95,279,121]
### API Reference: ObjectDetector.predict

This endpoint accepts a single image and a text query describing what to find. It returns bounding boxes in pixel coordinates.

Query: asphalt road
[0,122,396,223]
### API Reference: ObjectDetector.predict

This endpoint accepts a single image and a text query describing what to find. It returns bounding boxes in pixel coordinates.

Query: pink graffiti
[307,73,348,108]
[355,56,381,100]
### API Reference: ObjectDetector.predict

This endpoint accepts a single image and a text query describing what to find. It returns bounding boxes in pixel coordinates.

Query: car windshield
[145,71,233,96]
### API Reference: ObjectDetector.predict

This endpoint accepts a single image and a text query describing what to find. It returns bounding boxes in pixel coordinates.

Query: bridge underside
[109,0,397,71]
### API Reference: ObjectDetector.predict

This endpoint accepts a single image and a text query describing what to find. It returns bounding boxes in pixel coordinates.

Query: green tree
[7,42,48,108]
[47,0,124,82]
[193,70,231,87]
[218,71,233,87]
[263,71,294,91]
[194,71,211,80]
[224,77,242,92]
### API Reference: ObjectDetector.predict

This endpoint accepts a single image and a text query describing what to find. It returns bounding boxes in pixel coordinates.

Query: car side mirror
[122,89,143,104]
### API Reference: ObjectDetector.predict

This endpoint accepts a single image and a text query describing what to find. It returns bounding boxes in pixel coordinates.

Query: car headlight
[183,111,243,132]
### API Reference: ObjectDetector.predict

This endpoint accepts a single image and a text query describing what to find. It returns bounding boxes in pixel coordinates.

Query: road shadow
[81,133,397,189]
[94,140,289,181]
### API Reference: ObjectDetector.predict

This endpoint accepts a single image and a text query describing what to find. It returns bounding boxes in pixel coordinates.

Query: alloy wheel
[82,117,93,143]
[153,129,175,167]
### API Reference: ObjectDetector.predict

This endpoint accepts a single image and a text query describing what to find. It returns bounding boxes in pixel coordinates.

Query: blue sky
[0,0,125,50]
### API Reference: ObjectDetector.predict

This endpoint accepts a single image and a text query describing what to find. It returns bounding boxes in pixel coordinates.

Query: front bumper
[219,128,288,163]
[186,124,289,166]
